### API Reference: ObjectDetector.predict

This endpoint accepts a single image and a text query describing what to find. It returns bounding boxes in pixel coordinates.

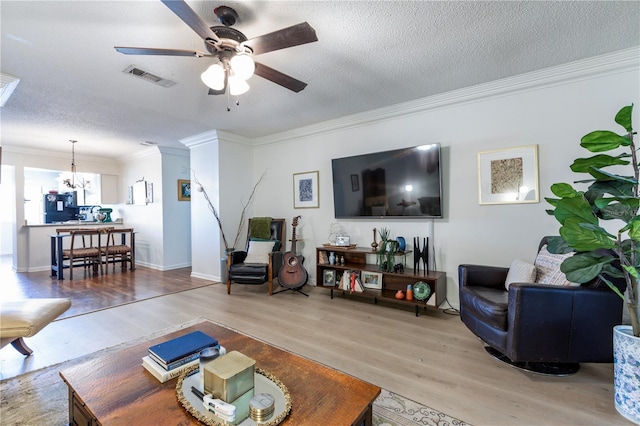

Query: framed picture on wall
[293,171,319,208]
[178,179,191,201]
[478,145,539,205]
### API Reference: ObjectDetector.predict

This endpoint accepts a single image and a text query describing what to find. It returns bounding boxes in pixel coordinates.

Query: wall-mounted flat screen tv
[331,144,443,219]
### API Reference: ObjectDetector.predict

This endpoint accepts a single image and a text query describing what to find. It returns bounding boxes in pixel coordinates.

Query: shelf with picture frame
[315,246,446,316]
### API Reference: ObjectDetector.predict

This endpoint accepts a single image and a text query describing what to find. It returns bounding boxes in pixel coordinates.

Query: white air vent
[123,65,176,88]
[0,72,21,107]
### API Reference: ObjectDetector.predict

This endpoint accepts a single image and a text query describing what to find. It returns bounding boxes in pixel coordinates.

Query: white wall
[184,131,223,280]
[160,147,191,270]
[183,130,255,281]
[0,165,16,256]
[219,132,256,251]
[248,49,640,308]
[118,147,165,269]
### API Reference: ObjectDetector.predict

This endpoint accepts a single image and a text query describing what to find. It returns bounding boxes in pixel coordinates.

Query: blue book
[148,331,218,367]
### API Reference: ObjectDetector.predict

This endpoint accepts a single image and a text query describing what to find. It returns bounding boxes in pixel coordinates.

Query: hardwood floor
[2,258,213,319]
[0,262,630,425]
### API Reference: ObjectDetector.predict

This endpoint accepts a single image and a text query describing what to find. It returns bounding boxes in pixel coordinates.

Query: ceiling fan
[115,0,318,99]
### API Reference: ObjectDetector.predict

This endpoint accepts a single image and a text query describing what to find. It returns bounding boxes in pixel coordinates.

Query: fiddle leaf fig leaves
[581,130,630,152]
[560,252,615,283]
[551,196,597,226]
[550,183,581,198]
[547,104,639,321]
[545,236,573,254]
[570,154,629,173]
[627,216,640,241]
[559,217,615,251]
[615,104,634,133]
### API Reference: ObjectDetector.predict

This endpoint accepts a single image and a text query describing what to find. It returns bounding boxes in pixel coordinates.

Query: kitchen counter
[25,219,124,227]
[24,221,126,272]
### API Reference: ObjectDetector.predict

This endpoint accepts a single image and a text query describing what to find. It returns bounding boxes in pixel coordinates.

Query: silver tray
[176,365,291,426]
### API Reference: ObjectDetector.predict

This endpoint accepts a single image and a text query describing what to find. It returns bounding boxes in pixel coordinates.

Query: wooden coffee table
[60,321,380,425]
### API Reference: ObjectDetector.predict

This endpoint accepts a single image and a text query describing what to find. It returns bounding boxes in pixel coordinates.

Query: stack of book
[142,330,219,383]
[339,270,364,293]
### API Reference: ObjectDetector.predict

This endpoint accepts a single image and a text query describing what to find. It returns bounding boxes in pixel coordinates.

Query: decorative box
[204,351,256,403]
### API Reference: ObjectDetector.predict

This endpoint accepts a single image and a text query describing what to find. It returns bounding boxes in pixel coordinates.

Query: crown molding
[253,47,640,146]
[117,145,161,163]
[2,145,118,165]
[180,129,252,149]
[157,145,189,157]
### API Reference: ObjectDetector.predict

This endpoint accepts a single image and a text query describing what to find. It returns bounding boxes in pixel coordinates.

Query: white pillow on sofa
[243,241,276,263]
[505,259,537,290]
[534,245,580,287]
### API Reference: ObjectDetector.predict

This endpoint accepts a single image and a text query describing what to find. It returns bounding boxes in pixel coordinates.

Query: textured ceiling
[1,1,639,159]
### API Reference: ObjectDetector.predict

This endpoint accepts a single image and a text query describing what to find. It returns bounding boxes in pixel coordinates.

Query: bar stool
[101,228,135,273]
[62,229,102,279]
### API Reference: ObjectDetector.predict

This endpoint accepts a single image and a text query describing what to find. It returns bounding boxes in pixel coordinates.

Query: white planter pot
[613,325,640,425]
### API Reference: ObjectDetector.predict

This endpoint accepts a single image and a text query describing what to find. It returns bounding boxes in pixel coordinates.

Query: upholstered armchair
[227,218,286,295]
[458,237,625,375]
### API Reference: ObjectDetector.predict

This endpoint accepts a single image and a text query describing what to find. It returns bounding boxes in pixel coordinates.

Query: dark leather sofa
[458,237,625,373]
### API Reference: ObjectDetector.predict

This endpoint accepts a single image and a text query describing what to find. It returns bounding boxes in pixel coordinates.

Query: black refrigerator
[43,191,79,223]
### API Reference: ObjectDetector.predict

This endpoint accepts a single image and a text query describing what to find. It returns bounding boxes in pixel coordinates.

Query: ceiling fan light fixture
[229,76,249,96]
[201,63,225,90]
[229,54,255,80]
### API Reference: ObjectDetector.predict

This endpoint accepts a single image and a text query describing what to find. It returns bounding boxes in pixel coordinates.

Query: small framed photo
[147,182,154,203]
[361,270,383,290]
[478,145,539,205]
[335,235,350,246]
[293,171,319,209]
[178,179,191,201]
[322,269,336,286]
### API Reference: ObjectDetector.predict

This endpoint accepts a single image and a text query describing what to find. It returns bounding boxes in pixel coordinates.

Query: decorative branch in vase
[192,171,265,253]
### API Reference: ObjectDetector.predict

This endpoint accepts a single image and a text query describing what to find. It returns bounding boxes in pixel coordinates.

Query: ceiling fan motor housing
[205,26,249,54]
[214,6,238,26]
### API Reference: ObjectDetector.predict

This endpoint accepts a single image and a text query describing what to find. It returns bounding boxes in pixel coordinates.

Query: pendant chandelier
[63,139,78,189]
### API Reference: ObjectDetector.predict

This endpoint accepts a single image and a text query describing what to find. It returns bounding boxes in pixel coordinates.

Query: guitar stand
[272,285,309,297]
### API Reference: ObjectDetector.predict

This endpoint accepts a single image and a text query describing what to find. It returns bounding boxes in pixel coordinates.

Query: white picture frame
[335,235,350,246]
[361,270,382,290]
[478,145,539,205]
[133,180,147,205]
[293,171,319,209]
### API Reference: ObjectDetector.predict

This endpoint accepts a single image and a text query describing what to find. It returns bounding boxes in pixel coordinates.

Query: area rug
[0,319,470,426]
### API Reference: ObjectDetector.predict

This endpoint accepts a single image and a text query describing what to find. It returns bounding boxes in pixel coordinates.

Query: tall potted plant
[545,104,639,423]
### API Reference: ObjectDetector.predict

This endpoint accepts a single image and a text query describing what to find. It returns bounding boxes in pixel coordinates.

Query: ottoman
[0,298,71,355]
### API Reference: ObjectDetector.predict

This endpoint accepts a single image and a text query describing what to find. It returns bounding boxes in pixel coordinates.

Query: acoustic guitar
[277,216,308,290]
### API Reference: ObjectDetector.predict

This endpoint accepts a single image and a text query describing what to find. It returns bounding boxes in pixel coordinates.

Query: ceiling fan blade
[115,47,212,57]
[161,0,220,43]
[246,22,317,55]
[254,62,307,93]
